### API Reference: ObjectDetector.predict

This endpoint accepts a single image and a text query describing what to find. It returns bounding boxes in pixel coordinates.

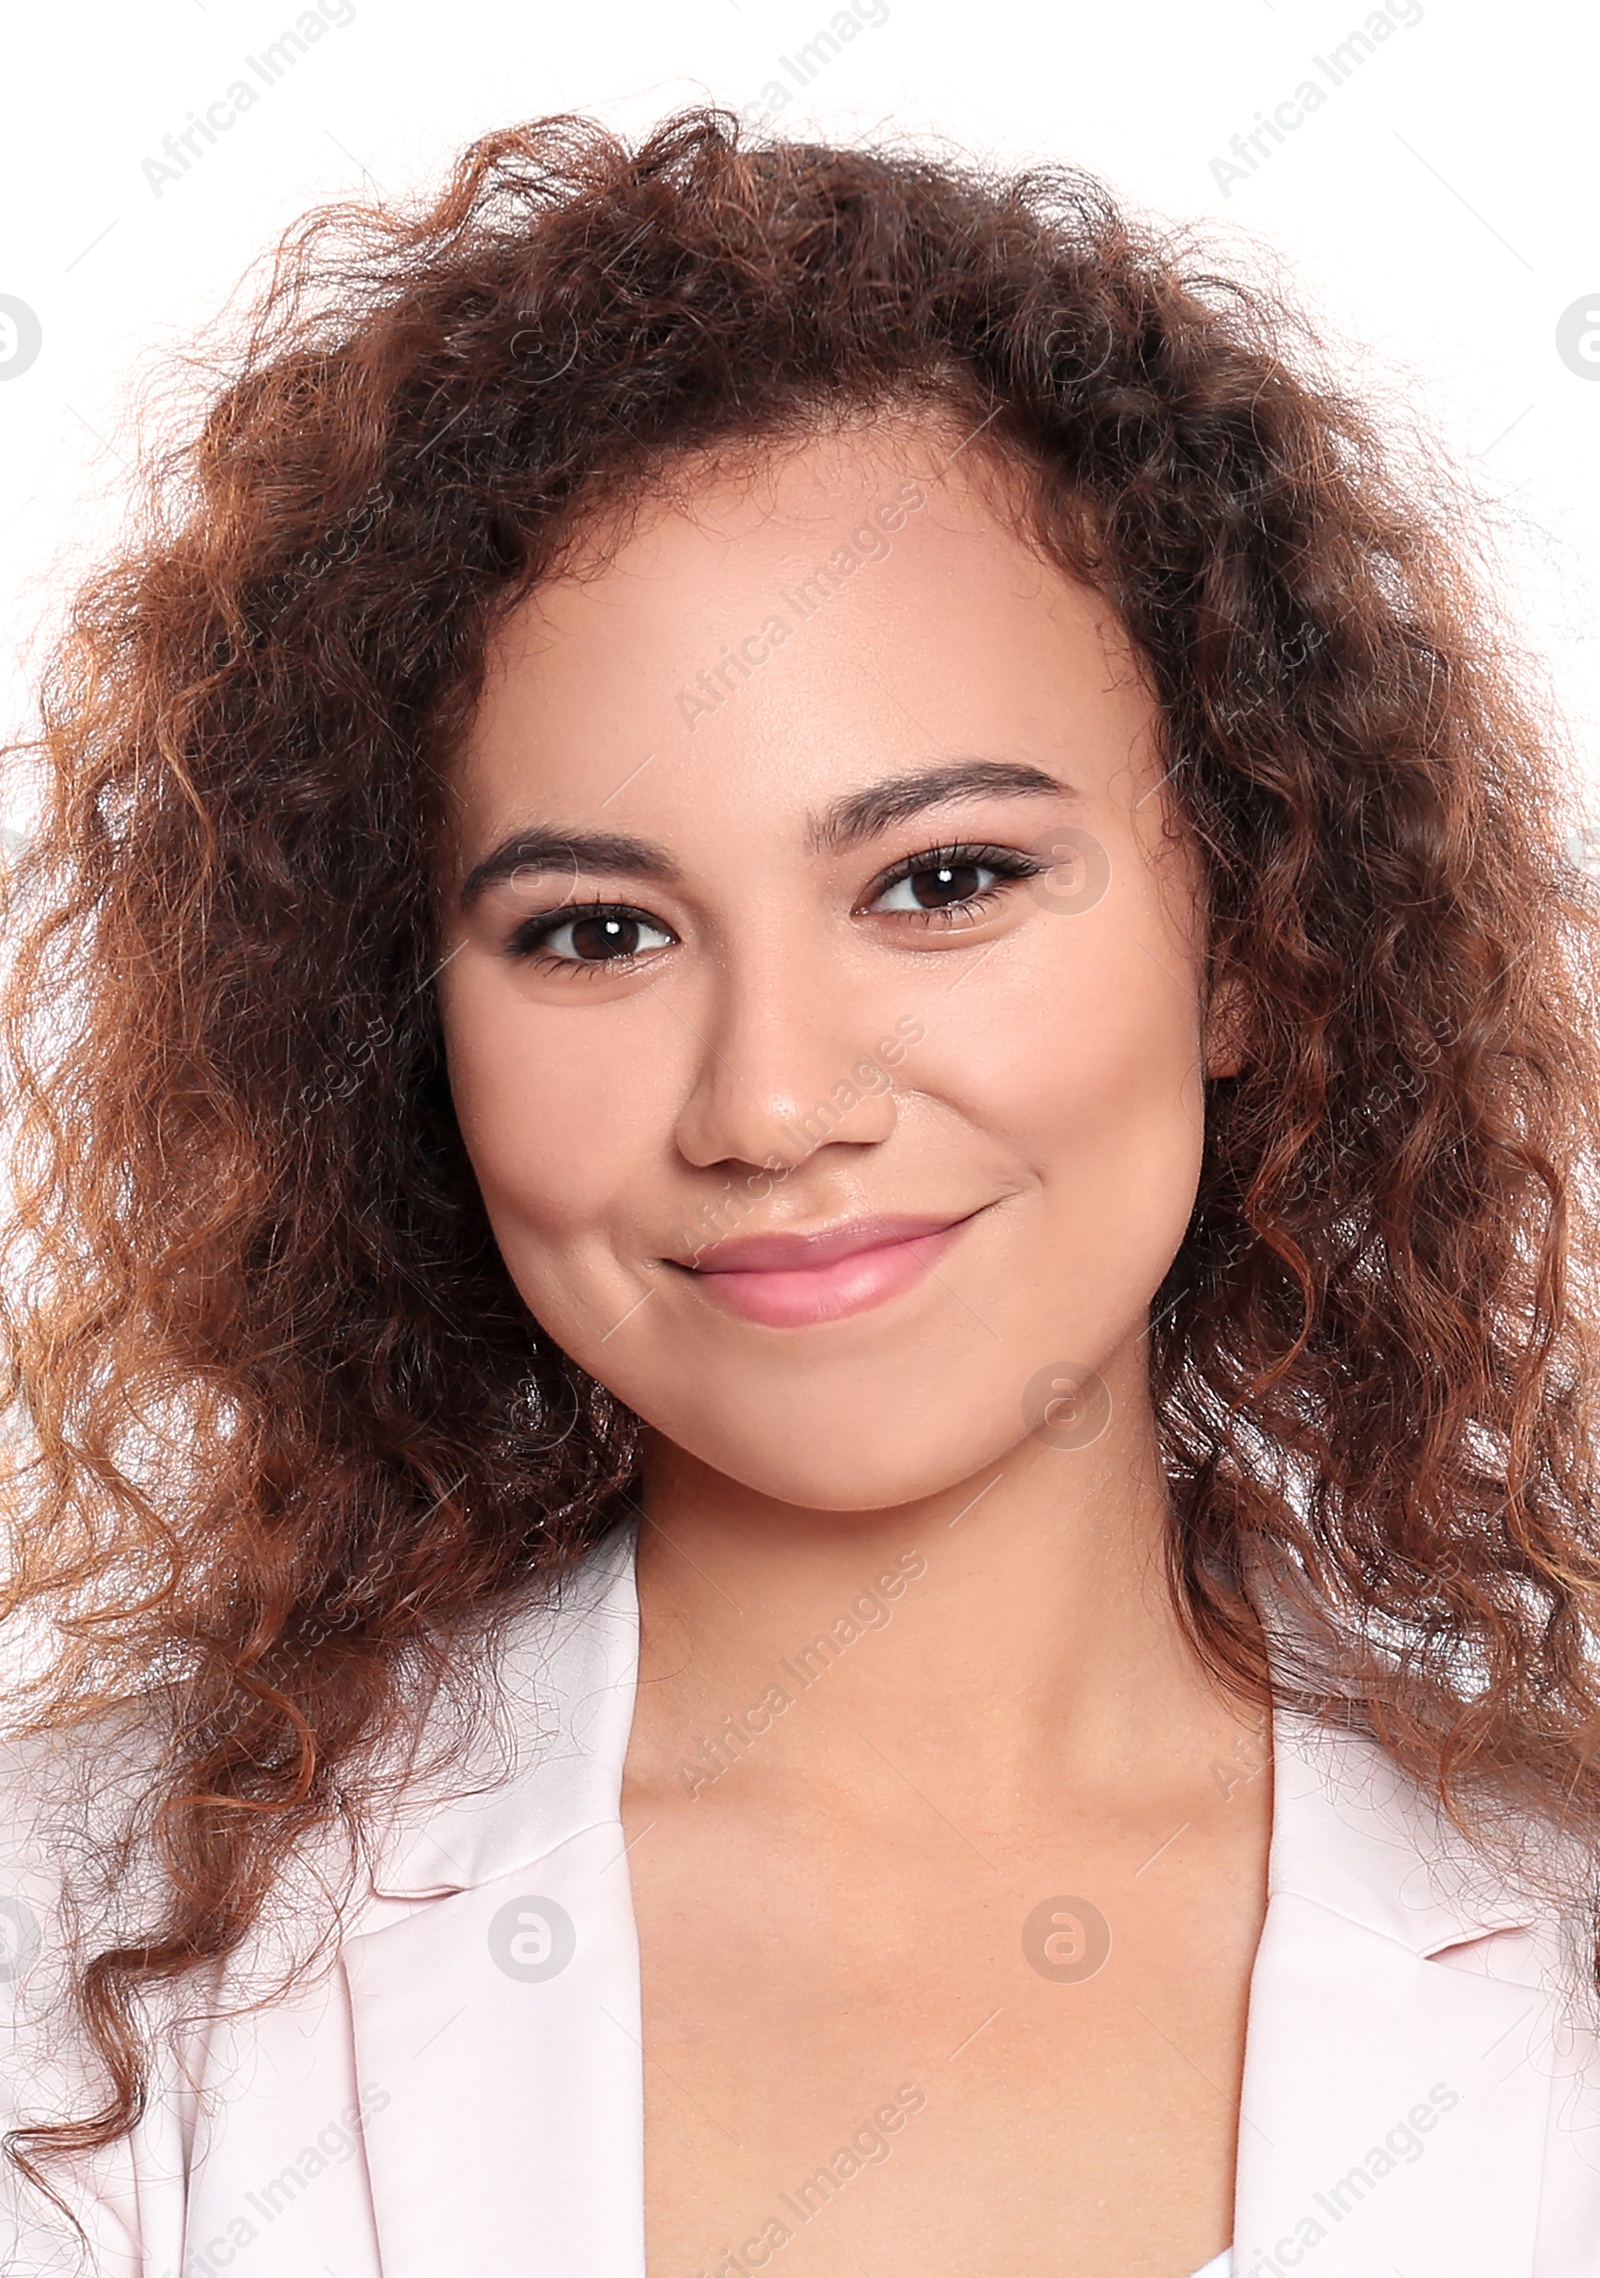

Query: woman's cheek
[918,939,1205,1288]
[444,991,672,1239]
[923,927,1200,1145]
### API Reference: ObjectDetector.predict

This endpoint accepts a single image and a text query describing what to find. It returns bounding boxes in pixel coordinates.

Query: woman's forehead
[452,426,1158,841]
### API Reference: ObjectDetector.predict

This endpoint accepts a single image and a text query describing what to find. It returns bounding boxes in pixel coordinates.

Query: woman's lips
[680,1212,974,1328]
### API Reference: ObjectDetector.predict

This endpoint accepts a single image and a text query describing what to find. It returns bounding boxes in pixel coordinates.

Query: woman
[3,106,1600,2278]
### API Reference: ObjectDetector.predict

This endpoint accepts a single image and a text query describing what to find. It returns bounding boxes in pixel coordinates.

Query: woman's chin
[640,1418,1025,1518]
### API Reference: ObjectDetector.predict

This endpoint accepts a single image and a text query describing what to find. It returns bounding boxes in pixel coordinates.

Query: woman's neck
[628,1377,1265,1833]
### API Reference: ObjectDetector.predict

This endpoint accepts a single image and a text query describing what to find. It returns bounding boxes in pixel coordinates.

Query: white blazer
[4,1520,1600,2278]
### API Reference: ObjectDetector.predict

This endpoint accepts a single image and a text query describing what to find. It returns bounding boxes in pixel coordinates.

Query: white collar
[367,1518,1551,1958]
[334,1522,1594,2278]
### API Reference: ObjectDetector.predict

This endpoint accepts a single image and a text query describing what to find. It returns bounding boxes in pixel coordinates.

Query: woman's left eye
[867,846,1039,919]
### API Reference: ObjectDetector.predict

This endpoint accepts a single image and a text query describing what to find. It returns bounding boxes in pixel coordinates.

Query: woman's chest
[625,1800,1266,2278]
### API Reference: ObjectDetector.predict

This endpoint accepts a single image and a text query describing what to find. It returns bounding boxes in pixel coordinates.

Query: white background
[2,0,1597,837]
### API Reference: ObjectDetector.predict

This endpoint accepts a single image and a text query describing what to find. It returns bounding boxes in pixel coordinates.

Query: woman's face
[434,422,1232,1510]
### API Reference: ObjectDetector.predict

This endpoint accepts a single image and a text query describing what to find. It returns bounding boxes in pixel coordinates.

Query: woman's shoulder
[1268,1699,1600,2020]
[0,1525,639,1945]
[355,1522,642,1905]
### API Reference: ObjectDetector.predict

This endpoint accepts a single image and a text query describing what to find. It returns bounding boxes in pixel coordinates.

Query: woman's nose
[668,950,901,1175]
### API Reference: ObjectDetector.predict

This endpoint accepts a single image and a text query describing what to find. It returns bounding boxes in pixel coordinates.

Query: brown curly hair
[6,103,1600,2204]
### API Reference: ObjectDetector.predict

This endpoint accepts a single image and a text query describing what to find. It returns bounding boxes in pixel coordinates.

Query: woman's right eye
[509,903,676,969]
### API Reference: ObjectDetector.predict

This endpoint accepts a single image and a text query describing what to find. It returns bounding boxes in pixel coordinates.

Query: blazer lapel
[1232,1705,1558,2277]
[334,1523,1587,2278]
[341,1523,647,2278]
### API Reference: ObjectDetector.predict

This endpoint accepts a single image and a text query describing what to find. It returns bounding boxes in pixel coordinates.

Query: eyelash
[502,841,1047,974]
[868,842,1045,925]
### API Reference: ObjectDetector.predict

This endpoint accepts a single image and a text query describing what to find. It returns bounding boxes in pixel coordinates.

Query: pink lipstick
[682,1212,974,1328]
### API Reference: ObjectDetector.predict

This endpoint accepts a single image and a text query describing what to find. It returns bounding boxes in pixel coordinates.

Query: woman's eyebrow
[459,827,682,909]
[459,761,1075,907]
[809,760,1077,853]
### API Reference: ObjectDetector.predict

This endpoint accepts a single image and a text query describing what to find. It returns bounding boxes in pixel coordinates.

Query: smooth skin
[434,419,1272,2278]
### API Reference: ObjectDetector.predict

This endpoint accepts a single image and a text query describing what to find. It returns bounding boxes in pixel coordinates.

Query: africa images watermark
[140,0,358,197]
[0,1894,41,1984]
[1021,1894,1113,1983]
[745,0,892,131]
[487,1893,578,1982]
[1557,298,1600,381]
[0,298,42,382]
[1209,0,1424,198]
[1020,1360,1113,1451]
[690,2082,927,2278]
[676,1548,929,1799]
[674,476,929,733]
[156,2082,393,2278]
[1238,2080,1461,2278]
[677,1014,926,1266]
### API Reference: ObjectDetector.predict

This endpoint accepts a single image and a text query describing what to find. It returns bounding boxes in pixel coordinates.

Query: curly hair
[5,103,1600,2197]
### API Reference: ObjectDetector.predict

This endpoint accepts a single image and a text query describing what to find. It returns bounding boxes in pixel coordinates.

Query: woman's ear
[1203,971,1252,1080]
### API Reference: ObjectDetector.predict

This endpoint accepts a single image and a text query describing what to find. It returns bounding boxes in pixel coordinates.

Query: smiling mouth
[674,1210,982,1328]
